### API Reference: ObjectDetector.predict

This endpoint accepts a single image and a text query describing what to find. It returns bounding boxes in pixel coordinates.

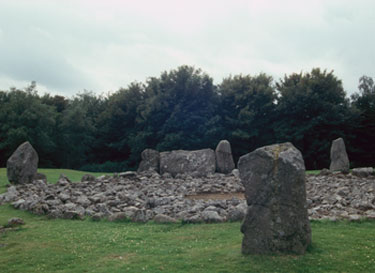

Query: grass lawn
[0,168,111,194]
[1,168,375,272]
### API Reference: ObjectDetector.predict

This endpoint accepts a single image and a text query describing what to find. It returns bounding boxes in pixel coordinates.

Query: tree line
[0,66,374,171]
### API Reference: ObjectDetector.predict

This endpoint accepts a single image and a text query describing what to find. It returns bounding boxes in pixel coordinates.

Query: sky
[0,0,374,97]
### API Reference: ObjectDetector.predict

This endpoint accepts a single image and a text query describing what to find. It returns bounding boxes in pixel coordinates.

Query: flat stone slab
[160,149,216,177]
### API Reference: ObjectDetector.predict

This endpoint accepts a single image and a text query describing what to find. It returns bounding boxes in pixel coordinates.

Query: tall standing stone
[137,149,160,173]
[238,142,311,255]
[329,138,349,172]
[7,142,39,184]
[215,140,235,174]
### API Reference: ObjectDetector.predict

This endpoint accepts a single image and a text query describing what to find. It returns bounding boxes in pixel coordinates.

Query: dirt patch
[185,192,245,200]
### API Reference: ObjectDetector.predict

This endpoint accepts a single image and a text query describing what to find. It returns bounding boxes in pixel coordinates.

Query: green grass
[1,168,375,272]
[0,168,111,194]
[0,205,374,273]
[306,170,320,175]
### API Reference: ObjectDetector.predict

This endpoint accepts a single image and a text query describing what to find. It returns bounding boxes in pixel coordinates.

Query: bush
[79,161,132,173]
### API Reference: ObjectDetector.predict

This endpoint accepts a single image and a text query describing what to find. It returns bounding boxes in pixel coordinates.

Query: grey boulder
[238,142,311,255]
[329,138,349,172]
[160,149,215,177]
[153,214,178,223]
[138,149,160,173]
[352,167,373,178]
[215,140,235,174]
[7,142,39,184]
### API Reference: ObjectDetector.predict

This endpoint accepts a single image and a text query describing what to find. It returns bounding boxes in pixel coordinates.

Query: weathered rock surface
[81,174,96,182]
[7,142,39,184]
[137,149,160,173]
[330,138,349,172]
[238,143,311,255]
[215,140,235,174]
[7,217,25,227]
[306,172,375,220]
[0,171,243,223]
[0,168,374,224]
[153,214,178,223]
[352,167,374,178]
[160,149,216,177]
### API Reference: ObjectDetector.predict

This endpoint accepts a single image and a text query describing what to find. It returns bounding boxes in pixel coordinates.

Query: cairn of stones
[238,143,311,255]
[1,140,374,224]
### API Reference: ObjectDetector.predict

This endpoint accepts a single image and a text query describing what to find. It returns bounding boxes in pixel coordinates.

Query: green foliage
[0,83,57,167]
[0,168,111,188]
[80,161,130,173]
[58,91,104,169]
[139,66,220,152]
[96,83,145,169]
[349,75,375,167]
[275,69,352,169]
[0,67,374,170]
[218,74,277,162]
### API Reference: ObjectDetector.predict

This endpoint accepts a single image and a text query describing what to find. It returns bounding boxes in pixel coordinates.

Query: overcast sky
[0,0,374,97]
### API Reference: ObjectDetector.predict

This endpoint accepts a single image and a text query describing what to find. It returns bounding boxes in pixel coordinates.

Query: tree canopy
[0,66,373,171]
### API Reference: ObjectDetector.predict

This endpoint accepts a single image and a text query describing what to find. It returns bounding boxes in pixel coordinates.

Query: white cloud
[0,0,374,96]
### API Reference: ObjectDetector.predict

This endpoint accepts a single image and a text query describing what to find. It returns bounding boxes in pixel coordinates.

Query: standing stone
[7,142,39,184]
[160,149,216,177]
[137,149,160,173]
[215,140,235,174]
[238,142,311,255]
[329,138,350,172]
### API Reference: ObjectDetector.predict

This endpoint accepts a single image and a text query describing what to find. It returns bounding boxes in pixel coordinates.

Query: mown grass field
[1,168,375,273]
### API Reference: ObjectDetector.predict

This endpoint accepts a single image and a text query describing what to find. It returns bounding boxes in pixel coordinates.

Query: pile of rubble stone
[1,169,374,223]
[0,171,247,223]
[306,172,375,221]
[1,139,374,223]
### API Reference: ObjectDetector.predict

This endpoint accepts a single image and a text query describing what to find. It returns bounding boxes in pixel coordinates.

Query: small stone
[153,214,178,223]
[231,169,240,178]
[349,214,361,222]
[352,167,374,178]
[92,213,104,221]
[183,214,203,224]
[119,171,138,179]
[131,209,148,223]
[108,212,127,222]
[58,193,70,202]
[81,174,96,182]
[7,217,25,227]
[33,173,47,182]
[12,199,26,209]
[227,204,247,222]
[59,174,72,183]
[319,168,331,176]
[202,211,224,223]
